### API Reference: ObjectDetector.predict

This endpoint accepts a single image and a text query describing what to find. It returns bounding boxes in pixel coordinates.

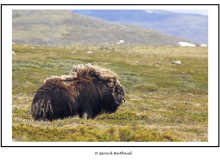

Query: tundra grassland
[12,44,208,142]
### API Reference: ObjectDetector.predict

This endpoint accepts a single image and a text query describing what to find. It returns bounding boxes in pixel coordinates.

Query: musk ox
[31,63,125,121]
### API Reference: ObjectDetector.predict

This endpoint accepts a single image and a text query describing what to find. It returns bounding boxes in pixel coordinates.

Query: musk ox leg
[79,110,91,119]
[78,105,92,119]
[82,112,88,119]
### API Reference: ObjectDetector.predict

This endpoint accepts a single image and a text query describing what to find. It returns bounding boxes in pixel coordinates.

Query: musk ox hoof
[31,63,126,121]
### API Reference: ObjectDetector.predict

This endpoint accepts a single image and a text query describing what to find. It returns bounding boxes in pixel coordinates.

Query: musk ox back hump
[71,63,118,87]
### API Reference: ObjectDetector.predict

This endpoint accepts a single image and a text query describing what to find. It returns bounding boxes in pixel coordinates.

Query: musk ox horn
[31,64,126,121]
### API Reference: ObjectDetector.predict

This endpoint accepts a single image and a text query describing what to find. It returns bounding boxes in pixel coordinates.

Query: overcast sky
[165,9,208,16]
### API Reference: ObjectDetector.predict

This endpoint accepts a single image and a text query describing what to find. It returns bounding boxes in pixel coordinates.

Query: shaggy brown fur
[31,64,125,121]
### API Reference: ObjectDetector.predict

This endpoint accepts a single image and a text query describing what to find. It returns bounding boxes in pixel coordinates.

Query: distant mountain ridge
[12,10,199,46]
[71,10,208,45]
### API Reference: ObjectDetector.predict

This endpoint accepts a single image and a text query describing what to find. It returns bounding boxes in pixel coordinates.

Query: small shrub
[119,126,132,141]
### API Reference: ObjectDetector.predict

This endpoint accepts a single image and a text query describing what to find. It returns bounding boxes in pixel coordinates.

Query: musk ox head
[112,82,126,106]
[31,63,126,121]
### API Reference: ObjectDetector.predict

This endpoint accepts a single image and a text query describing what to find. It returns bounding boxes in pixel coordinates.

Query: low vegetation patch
[97,111,149,126]
[12,124,179,142]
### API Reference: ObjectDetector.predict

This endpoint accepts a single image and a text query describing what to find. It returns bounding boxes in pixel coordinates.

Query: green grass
[12,44,208,142]
[12,124,179,142]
